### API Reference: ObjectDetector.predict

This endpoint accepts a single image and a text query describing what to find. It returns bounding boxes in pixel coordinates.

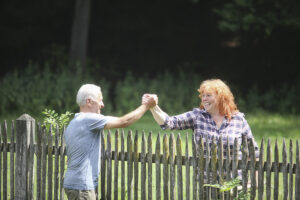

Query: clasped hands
[142,94,158,109]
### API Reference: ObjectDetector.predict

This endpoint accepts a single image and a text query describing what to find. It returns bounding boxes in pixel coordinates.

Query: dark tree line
[0,0,299,91]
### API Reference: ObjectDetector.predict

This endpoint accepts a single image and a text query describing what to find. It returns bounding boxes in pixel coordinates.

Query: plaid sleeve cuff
[160,116,169,130]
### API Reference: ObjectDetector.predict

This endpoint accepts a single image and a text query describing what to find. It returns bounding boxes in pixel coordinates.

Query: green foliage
[214,0,300,38]
[42,108,73,132]
[203,178,250,200]
[114,71,202,115]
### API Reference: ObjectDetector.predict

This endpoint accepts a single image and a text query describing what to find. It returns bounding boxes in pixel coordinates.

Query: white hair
[76,84,101,106]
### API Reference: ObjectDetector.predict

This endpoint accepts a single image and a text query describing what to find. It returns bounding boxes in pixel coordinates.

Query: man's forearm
[150,105,168,125]
[121,105,148,126]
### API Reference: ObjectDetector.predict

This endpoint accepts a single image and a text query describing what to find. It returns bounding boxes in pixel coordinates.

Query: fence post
[15,114,35,200]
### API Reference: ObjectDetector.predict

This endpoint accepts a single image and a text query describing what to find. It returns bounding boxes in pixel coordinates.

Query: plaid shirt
[161,108,259,159]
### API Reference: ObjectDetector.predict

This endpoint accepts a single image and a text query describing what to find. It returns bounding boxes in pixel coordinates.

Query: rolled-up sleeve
[161,110,195,130]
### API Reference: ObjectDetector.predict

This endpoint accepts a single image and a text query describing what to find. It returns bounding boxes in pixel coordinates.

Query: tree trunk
[69,0,91,73]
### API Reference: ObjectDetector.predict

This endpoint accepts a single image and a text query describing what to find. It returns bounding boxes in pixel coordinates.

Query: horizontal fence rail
[0,114,300,200]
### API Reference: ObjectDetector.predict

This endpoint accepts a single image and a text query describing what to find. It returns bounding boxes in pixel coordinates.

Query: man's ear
[86,98,92,106]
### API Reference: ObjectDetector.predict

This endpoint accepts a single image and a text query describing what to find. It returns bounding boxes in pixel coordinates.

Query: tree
[69,0,91,73]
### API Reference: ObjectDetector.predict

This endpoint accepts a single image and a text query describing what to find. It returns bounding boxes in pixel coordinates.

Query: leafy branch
[42,108,73,133]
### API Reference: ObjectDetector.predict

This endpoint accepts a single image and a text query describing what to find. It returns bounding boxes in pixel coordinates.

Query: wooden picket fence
[0,114,300,200]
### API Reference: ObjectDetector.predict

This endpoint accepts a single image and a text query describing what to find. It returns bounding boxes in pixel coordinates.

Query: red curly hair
[197,79,239,120]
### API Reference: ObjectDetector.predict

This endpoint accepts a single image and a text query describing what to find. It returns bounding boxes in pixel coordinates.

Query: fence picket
[133,131,139,200]
[54,125,60,200]
[10,121,15,200]
[217,137,224,200]
[155,133,161,200]
[107,130,112,200]
[127,131,133,200]
[211,136,218,199]
[114,130,119,200]
[274,140,279,200]
[163,134,169,200]
[60,126,65,200]
[121,130,125,200]
[249,138,257,200]
[141,132,146,200]
[198,136,205,200]
[28,121,35,200]
[48,126,53,200]
[205,135,211,200]
[266,139,272,200]
[242,135,249,194]
[232,138,238,197]
[3,121,8,200]
[225,137,231,200]
[170,133,176,200]
[177,134,183,200]
[289,140,293,200]
[186,133,190,200]
[147,132,153,200]
[192,135,198,200]
[295,140,300,200]
[101,131,106,200]
[282,139,288,200]
[258,139,265,200]
[0,123,2,200]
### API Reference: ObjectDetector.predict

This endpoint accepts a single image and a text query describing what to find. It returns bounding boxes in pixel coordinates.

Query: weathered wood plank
[274,139,279,200]
[282,139,288,200]
[289,140,293,200]
[101,131,106,200]
[295,140,299,200]
[60,126,66,200]
[10,121,15,200]
[141,132,146,200]
[198,136,205,200]
[192,135,198,200]
[47,126,53,200]
[155,133,161,200]
[54,125,59,200]
[258,139,264,200]
[28,120,35,200]
[211,136,218,199]
[225,137,231,200]
[3,121,8,200]
[114,130,119,200]
[41,126,47,200]
[0,123,2,200]
[249,138,257,200]
[133,131,139,200]
[186,133,190,200]
[266,139,272,200]
[163,134,169,200]
[241,135,249,195]
[177,134,183,200]
[169,133,176,200]
[205,135,211,200]
[121,130,125,200]
[15,114,35,200]
[127,131,133,200]
[232,138,238,198]
[217,137,224,200]
[107,130,112,200]
[147,132,153,200]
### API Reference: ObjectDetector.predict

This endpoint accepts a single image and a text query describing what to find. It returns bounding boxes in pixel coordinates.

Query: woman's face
[201,92,219,114]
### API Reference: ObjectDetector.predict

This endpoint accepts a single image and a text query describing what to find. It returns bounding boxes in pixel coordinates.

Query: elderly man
[63,84,157,200]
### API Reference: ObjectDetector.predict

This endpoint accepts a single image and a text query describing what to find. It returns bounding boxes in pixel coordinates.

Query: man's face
[89,92,105,114]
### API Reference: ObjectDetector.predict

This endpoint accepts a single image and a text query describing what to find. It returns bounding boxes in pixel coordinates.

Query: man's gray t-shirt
[63,112,108,190]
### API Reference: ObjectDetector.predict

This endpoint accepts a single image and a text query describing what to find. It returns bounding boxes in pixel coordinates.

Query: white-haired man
[63,84,157,200]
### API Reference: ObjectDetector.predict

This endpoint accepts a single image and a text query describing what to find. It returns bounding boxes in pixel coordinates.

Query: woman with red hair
[145,78,259,160]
